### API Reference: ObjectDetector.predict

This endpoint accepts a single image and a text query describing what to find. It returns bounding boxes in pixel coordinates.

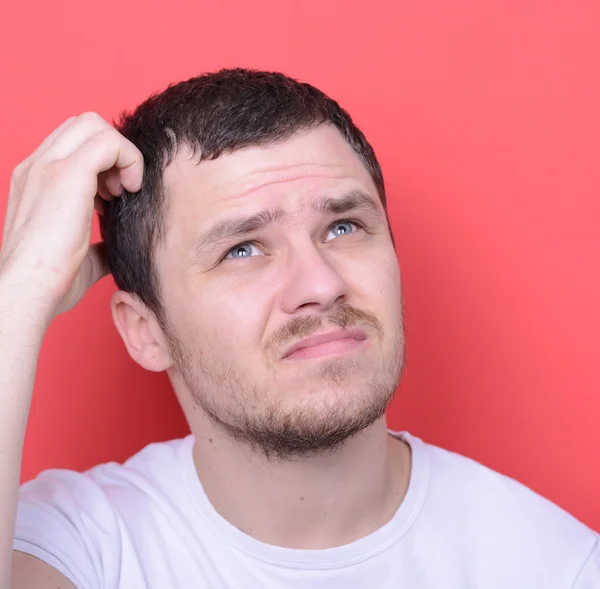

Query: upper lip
[282,328,367,359]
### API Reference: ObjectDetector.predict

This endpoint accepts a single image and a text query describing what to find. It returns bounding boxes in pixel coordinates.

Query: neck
[190,417,411,549]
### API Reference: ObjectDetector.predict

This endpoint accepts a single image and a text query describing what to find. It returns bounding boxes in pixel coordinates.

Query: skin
[112,124,410,548]
[0,118,410,588]
[0,113,142,588]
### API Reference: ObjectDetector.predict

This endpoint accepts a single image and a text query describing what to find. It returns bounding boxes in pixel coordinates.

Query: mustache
[264,304,383,356]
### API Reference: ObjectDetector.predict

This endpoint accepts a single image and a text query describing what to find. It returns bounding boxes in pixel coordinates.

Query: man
[0,69,597,588]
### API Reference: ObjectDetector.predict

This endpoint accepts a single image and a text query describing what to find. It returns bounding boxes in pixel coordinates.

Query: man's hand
[0,113,143,589]
[0,112,143,321]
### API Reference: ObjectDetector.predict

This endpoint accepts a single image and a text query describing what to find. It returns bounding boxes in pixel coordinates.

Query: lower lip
[285,337,367,360]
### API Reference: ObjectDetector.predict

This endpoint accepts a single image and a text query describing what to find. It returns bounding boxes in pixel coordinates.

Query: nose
[280,242,348,315]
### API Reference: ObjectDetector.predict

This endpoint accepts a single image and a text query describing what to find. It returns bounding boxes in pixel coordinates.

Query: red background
[1,0,598,531]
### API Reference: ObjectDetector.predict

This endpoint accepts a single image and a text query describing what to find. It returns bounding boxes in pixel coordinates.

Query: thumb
[86,242,110,286]
[55,242,110,316]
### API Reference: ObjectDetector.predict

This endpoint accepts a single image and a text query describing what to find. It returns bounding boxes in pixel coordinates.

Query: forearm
[0,274,47,589]
[0,111,142,589]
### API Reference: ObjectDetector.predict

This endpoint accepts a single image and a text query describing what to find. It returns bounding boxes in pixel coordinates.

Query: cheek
[347,246,401,300]
[383,254,402,300]
[356,254,403,329]
[182,278,271,358]
[383,261,403,318]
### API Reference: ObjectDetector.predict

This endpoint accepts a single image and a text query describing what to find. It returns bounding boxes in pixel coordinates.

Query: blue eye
[225,242,262,260]
[326,221,358,241]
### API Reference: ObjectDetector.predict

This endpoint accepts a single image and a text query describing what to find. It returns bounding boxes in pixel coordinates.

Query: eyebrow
[191,190,382,260]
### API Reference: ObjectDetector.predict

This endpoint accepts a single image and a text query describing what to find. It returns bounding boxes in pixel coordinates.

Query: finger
[86,242,110,285]
[94,194,106,216]
[96,172,111,201]
[57,243,110,315]
[39,112,112,162]
[70,127,144,193]
[29,116,78,161]
[99,167,124,197]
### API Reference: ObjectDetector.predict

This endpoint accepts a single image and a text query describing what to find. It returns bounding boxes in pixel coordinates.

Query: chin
[276,378,393,418]
[283,355,372,382]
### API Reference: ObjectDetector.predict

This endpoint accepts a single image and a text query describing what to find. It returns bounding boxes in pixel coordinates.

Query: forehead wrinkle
[221,164,352,202]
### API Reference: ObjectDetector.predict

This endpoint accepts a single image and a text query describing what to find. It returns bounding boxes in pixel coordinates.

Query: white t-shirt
[13,432,600,588]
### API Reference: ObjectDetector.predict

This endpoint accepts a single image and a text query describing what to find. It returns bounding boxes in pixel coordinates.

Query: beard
[167,304,405,460]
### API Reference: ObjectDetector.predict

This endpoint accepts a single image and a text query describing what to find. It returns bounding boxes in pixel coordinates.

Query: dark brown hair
[100,68,387,320]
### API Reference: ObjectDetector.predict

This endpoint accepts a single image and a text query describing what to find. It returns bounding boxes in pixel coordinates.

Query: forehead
[162,124,378,225]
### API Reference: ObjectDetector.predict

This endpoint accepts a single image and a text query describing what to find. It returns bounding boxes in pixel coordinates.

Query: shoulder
[95,434,194,491]
[399,432,599,586]
[15,436,194,588]
[20,435,193,503]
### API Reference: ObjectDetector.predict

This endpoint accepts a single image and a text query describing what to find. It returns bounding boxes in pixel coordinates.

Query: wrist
[0,264,56,338]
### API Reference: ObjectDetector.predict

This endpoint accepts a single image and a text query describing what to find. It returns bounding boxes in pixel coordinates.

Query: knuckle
[77,112,108,131]
[94,127,121,150]
[98,126,117,139]
[78,111,103,123]
[11,159,28,182]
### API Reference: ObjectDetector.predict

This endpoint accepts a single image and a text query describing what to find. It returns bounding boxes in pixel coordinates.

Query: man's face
[156,124,404,458]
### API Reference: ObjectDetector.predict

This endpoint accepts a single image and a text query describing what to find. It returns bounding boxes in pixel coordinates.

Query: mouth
[281,328,368,361]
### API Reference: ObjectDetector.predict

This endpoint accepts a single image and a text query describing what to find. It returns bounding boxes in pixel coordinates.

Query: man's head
[101,69,405,459]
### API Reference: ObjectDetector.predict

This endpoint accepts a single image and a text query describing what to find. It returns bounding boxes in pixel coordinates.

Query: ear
[111,290,173,372]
